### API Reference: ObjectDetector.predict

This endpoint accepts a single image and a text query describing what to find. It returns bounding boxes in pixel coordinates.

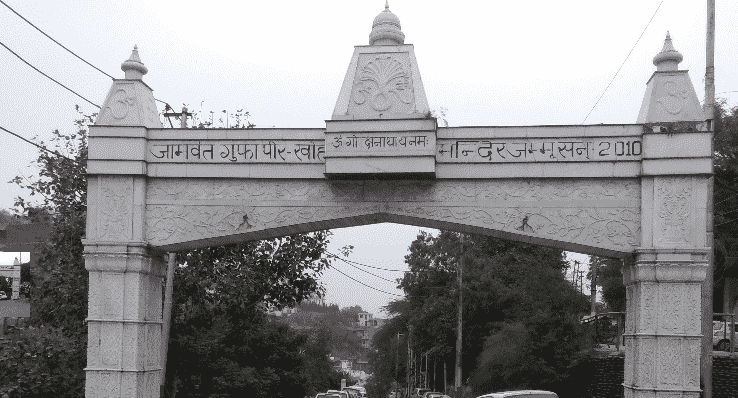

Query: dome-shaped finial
[369,1,405,45]
[121,44,149,80]
[653,31,683,71]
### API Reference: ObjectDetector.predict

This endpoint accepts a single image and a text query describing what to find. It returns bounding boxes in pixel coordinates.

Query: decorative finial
[121,45,148,80]
[370,1,405,45]
[653,31,683,71]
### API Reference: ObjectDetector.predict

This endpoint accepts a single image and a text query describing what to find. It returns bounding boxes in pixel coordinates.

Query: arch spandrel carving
[145,177,640,256]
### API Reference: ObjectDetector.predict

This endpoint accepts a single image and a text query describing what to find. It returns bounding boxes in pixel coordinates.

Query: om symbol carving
[352,56,414,112]
[656,80,688,115]
[110,88,136,119]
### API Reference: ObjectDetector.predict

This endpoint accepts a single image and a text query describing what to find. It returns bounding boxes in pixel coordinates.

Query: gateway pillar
[623,33,711,398]
[84,46,165,397]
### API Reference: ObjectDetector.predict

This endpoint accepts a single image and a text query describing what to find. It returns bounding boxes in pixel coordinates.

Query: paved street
[0,298,29,318]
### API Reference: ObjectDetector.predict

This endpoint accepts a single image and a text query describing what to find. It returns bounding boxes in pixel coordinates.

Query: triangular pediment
[332,45,429,120]
[637,70,705,124]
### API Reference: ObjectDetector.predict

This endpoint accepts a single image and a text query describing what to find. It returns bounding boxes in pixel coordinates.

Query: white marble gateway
[83,4,711,398]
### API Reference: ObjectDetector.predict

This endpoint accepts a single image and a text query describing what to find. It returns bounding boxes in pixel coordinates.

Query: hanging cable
[0,0,114,79]
[581,0,664,124]
[333,255,398,283]
[0,40,100,108]
[331,265,404,297]
[0,1,171,109]
[326,252,441,273]
[0,125,79,163]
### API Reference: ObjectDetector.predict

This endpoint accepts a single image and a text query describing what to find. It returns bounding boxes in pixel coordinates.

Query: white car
[327,390,350,398]
[713,320,738,351]
[0,292,7,300]
[476,391,559,398]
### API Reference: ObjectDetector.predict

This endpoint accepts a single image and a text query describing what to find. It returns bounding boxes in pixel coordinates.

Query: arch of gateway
[82,4,713,397]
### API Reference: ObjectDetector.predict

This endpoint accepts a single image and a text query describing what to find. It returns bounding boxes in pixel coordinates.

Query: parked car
[316,394,341,398]
[344,386,366,398]
[476,391,558,398]
[413,388,432,398]
[422,392,445,398]
[0,292,8,300]
[713,320,738,351]
[327,390,350,398]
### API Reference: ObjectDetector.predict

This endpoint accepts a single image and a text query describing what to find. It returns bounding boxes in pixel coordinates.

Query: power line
[0,0,114,80]
[715,216,738,228]
[333,255,398,283]
[0,1,171,109]
[331,264,404,297]
[0,125,78,163]
[581,0,664,124]
[326,252,444,273]
[0,40,100,108]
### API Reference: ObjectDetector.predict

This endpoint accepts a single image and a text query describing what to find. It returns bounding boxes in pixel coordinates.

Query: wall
[560,355,738,398]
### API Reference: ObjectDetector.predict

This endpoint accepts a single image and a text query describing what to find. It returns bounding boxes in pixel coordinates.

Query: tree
[1,105,91,398]
[586,255,631,313]
[712,98,738,313]
[165,235,336,397]
[367,231,590,397]
[2,105,342,398]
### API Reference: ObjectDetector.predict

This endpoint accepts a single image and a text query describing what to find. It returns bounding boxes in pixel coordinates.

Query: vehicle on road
[327,390,350,398]
[413,388,432,398]
[344,386,366,398]
[422,392,445,398]
[0,292,7,300]
[713,320,738,351]
[476,390,558,398]
[316,394,341,398]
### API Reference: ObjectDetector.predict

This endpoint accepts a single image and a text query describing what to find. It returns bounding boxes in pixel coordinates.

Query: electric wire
[332,255,398,283]
[0,0,171,109]
[331,264,404,297]
[0,40,100,109]
[581,0,664,124]
[0,125,79,163]
[326,252,442,273]
[0,0,114,80]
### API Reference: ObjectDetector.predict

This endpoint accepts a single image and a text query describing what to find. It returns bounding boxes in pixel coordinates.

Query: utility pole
[407,325,411,398]
[160,252,177,395]
[702,2,716,397]
[454,234,464,391]
[590,259,598,316]
[444,362,447,394]
[578,270,585,295]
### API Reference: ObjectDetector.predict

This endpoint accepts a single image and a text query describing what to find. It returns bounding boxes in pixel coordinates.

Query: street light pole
[454,233,464,390]
[702,3,716,398]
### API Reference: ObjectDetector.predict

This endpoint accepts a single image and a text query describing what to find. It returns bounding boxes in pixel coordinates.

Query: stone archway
[82,6,711,398]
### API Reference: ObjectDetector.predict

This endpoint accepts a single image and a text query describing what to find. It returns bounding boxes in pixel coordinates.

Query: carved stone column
[84,45,164,397]
[11,265,20,300]
[82,240,165,397]
[623,248,707,398]
[623,175,710,398]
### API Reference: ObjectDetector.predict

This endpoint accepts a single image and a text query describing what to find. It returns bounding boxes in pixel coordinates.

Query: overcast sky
[1,0,735,316]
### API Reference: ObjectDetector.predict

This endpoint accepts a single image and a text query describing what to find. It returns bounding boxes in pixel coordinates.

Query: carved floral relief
[145,179,640,254]
[656,176,692,245]
[350,54,415,116]
[99,185,133,240]
[641,284,656,333]
[638,338,655,387]
[659,283,684,334]
[658,338,682,386]
[685,338,700,388]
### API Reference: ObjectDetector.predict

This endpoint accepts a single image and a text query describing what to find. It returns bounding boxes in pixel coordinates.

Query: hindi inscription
[147,141,324,163]
[436,137,642,162]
